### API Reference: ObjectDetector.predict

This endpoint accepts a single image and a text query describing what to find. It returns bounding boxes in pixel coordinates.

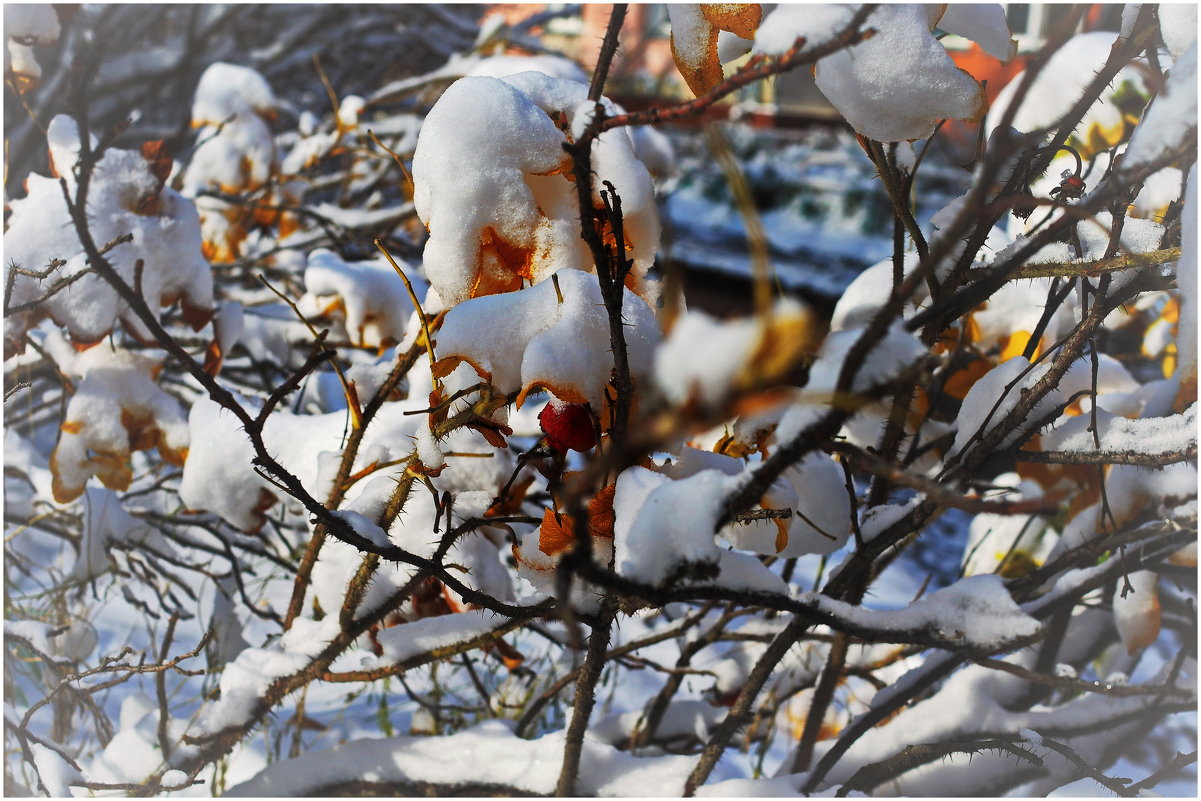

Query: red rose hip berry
[539,400,596,453]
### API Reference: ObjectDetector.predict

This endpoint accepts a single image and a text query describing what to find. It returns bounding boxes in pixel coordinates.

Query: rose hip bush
[4,4,1196,796]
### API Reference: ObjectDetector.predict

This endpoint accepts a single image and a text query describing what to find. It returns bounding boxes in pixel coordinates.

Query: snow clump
[412,71,659,307]
[4,115,214,355]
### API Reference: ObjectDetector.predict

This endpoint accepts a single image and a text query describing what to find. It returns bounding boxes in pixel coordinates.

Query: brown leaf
[701,4,762,39]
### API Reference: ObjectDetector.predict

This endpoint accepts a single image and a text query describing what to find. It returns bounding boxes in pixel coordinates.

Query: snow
[698,549,790,594]
[828,254,924,332]
[613,466,732,585]
[47,619,98,663]
[1018,726,1043,746]
[225,718,701,796]
[1157,5,1198,59]
[514,524,611,614]
[413,72,658,307]
[949,356,1053,458]
[1112,570,1161,654]
[414,423,446,472]
[1040,403,1196,456]
[4,5,59,90]
[30,743,80,797]
[804,574,1041,649]
[179,383,448,533]
[5,9,1196,797]
[813,5,983,142]
[372,610,511,666]
[1054,663,1077,679]
[1124,42,1197,171]
[453,52,588,83]
[697,774,801,797]
[961,475,1051,577]
[193,647,311,735]
[989,32,1147,141]
[753,5,855,57]
[722,453,851,557]
[47,345,189,503]
[433,267,661,409]
[592,699,722,747]
[329,510,390,550]
[1171,164,1198,410]
[806,322,927,397]
[971,277,1076,359]
[1049,461,1196,560]
[5,115,214,353]
[161,769,188,787]
[72,487,169,582]
[299,248,425,347]
[1133,166,1185,218]
[4,5,60,43]
[1076,211,1166,296]
[182,63,280,261]
[936,4,1016,63]
[190,62,277,125]
[859,498,923,545]
[667,5,718,96]
[654,300,813,408]
[5,621,70,662]
[1048,353,1141,416]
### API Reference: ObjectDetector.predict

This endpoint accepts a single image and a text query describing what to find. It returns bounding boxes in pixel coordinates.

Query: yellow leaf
[670,4,762,97]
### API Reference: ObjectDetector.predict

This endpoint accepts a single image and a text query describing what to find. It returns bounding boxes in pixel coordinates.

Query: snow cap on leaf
[49,346,189,504]
[668,4,762,96]
[654,300,818,411]
[4,115,214,355]
[182,63,282,262]
[936,4,1017,63]
[432,268,661,411]
[299,248,427,348]
[989,32,1150,160]
[812,4,986,142]
[413,72,659,307]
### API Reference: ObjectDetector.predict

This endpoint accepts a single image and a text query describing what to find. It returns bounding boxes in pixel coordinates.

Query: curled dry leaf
[537,482,617,557]
[668,4,762,97]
